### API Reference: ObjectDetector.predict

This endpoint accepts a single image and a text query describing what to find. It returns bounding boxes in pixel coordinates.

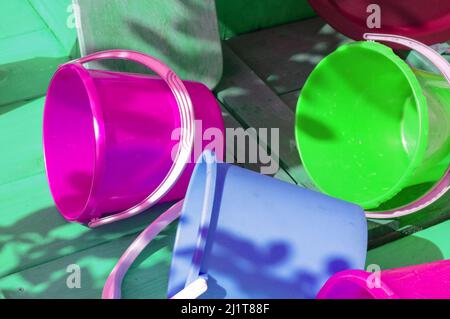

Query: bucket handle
[68,50,195,227]
[363,33,450,83]
[102,200,207,299]
[363,34,450,219]
[102,151,218,299]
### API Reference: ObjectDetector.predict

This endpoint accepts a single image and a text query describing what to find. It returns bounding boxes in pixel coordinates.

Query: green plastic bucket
[295,40,450,210]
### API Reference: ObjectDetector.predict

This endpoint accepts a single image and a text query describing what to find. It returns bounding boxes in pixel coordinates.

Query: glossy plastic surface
[295,41,450,209]
[168,151,368,299]
[317,259,450,299]
[43,50,224,225]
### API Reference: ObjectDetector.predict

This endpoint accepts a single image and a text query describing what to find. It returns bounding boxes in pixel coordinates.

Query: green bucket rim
[295,41,430,209]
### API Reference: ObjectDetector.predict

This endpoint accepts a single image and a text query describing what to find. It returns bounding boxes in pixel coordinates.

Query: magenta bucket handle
[102,200,209,299]
[363,34,450,219]
[102,151,218,299]
[75,50,195,227]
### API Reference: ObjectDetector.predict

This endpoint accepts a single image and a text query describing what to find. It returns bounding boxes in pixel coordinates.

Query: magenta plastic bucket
[43,50,225,226]
[317,259,450,299]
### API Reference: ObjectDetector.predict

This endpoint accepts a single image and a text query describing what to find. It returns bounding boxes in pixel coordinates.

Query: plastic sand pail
[166,150,367,299]
[317,259,450,299]
[295,35,450,212]
[308,0,450,48]
[43,50,225,227]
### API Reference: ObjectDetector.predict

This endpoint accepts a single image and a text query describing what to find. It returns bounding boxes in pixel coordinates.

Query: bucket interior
[295,42,428,209]
[43,65,96,220]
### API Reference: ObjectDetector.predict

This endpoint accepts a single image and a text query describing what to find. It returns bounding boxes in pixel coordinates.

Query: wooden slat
[227,17,350,95]
[216,44,314,188]
[0,172,176,279]
[74,0,223,89]
[367,192,450,249]
[0,224,177,299]
[219,101,295,184]
[367,220,450,270]
[280,90,300,112]
[0,98,45,186]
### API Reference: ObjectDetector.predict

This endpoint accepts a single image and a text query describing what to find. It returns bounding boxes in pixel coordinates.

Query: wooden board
[74,0,223,89]
[216,44,315,189]
[227,17,351,95]
[367,220,450,270]
[0,0,77,106]
[216,0,316,39]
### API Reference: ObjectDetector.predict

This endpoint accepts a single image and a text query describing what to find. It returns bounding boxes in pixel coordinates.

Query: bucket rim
[308,0,450,49]
[43,62,106,223]
[168,150,219,297]
[295,41,430,209]
[316,269,398,299]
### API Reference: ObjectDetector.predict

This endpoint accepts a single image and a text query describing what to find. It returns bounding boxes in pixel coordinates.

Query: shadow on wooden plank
[0,222,177,299]
[216,43,316,188]
[367,191,450,249]
[0,172,176,280]
[227,17,351,95]
[367,220,450,270]
[218,100,295,184]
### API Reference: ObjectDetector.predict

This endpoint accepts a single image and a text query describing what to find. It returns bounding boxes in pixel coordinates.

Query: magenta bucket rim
[316,269,398,299]
[43,49,197,226]
[43,62,106,223]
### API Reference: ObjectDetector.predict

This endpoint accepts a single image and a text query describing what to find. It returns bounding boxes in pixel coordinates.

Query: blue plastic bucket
[167,151,368,299]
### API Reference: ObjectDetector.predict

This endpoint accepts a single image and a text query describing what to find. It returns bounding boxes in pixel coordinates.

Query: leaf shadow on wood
[226,17,351,95]
[0,203,177,298]
[367,234,445,270]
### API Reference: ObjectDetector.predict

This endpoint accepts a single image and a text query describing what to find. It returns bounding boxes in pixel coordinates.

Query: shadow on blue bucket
[167,150,368,299]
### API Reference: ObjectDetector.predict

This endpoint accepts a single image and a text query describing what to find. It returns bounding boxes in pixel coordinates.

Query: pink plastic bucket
[317,259,450,299]
[43,50,224,227]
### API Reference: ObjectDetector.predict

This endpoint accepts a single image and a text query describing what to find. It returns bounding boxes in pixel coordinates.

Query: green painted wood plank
[0,171,176,279]
[74,0,223,89]
[0,0,46,40]
[0,98,45,186]
[0,223,177,299]
[227,18,350,95]
[0,1,77,106]
[367,220,450,270]
[0,31,69,106]
[29,0,78,55]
